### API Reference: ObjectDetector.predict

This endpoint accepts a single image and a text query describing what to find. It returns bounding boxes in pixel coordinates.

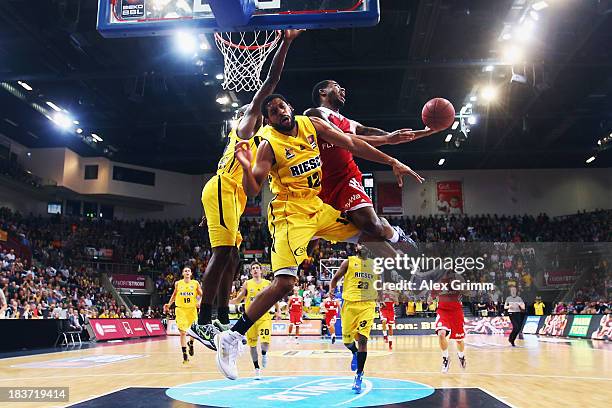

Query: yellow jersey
[245,278,272,320]
[176,279,199,308]
[261,116,321,199]
[216,128,262,185]
[534,301,545,316]
[342,256,378,302]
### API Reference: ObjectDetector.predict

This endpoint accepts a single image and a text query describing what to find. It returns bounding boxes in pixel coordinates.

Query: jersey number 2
[307,172,321,188]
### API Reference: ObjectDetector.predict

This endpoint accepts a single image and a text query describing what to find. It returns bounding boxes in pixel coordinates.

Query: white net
[214,30,282,92]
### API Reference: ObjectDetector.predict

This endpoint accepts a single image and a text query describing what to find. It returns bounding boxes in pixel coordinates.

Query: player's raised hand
[392,161,425,187]
[234,140,253,169]
[284,29,305,41]
[386,129,416,145]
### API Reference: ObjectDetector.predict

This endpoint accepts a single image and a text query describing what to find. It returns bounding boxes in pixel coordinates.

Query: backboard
[97,0,380,38]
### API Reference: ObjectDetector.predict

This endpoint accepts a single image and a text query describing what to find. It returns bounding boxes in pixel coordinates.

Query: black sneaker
[441,356,450,373]
[187,323,220,351]
[459,356,466,370]
[391,226,418,250]
[188,340,194,356]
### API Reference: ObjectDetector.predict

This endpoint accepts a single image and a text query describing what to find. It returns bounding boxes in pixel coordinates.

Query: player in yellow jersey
[189,30,302,351]
[330,244,378,394]
[214,94,424,380]
[230,262,281,379]
[164,267,202,364]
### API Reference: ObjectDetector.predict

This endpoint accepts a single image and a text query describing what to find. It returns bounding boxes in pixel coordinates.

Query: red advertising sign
[142,319,166,336]
[89,319,128,340]
[543,270,577,287]
[271,320,321,335]
[436,181,464,214]
[376,183,403,214]
[118,319,147,338]
[110,274,146,289]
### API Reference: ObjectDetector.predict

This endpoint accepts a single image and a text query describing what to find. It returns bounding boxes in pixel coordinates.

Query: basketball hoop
[214,30,282,93]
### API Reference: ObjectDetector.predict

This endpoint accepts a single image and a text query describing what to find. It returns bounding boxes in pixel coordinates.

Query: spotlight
[76,128,83,134]
[470,96,478,102]
[532,1,548,11]
[175,31,197,54]
[444,134,453,143]
[516,20,535,42]
[466,103,473,109]
[73,120,79,125]
[502,45,524,64]
[529,11,540,21]
[484,65,495,72]
[51,112,73,129]
[199,42,210,50]
[17,81,33,91]
[46,101,62,112]
[468,115,477,125]
[231,102,239,108]
[27,152,31,157]
[438,158,446,166]
[585,156,596,164]
[451,121,459,130]
[216,73,224,80]
[216,96,230,105]
[91,133,103,142]
[481,86,497,102]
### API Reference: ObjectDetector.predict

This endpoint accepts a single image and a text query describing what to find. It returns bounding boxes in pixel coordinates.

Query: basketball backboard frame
[97,0,380,38]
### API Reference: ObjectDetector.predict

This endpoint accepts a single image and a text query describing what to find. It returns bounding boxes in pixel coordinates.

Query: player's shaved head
[312,80,334,106]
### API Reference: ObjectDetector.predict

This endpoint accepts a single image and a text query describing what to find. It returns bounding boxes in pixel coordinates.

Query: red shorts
[290,311,302,325]
[320,173,373,212]
[381,310,395,324]
[325,313,337,327]
[435,302,465,340]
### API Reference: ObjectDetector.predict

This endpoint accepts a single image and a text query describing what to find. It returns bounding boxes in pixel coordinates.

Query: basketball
[422,98,456,131]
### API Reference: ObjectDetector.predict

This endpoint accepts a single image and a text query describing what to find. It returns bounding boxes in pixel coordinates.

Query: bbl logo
[166,376,434,407]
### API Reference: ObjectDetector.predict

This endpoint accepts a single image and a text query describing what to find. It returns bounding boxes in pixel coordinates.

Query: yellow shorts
[341,300,376,344]
[246,317,272,347]
[268,195,360,274]
[175,307,198,332]
[202,175,247,248]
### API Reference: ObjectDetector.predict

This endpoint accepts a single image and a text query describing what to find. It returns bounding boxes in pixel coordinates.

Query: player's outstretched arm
[329,260,349,296]
[229,283,247,305]
[310,116,424,187]
[235,139,274,197]
[237,30,303,140]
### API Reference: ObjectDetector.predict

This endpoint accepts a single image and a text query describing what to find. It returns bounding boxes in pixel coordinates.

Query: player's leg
[179,330,190,363]
[187,308,197,357]
[457,340,466,369]
[437,328,450,373]
[214,246,240,328]
[295,320,300,340]
[352,301,375,394]
[260,319,272,368]
[288,322,294,336]
[246,322,261,379]
[176,308,191,363]
[341,301,359,371]
[381,316,388,342]
[388,316,395,350]
[328,317,336,343]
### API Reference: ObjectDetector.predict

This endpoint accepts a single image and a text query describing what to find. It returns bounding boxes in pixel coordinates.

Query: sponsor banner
[244,193,262,216]
[110,274,146,290]
[370,316,512,336]
[568,315,593,337]
[371,318,436,335]
[538,315,569,337]
[376,182,403,214]
[543,270,577,287]
[143,319,166,336]
[464,316,512,335]
[166,319,180,335]
[0,229,7,242]
[88,318,165,341]
[436,181,464,214]
[522,316,542,334]
[118,319,147,338]
[591,314,611,341]
[271,320,321,336]
[85,247,114,260]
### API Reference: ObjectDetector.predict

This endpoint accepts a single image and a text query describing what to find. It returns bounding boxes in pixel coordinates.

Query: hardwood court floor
[1,334,610,408]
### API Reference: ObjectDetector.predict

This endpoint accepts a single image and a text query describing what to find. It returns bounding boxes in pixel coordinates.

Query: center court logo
[166,376,434,407]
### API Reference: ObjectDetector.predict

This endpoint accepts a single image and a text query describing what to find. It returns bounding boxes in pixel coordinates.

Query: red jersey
[323,299,339,317]
[289,296,303,313]
[317,107,362,188]
[432,275,463,304]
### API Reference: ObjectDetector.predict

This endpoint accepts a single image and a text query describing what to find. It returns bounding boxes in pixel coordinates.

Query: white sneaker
[254,368,261,380]
[261,353,268,368]
[214,331,243,380]
[441,357,450,374]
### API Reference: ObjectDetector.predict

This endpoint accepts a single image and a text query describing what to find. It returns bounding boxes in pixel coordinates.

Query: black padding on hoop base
[208,0,256,29]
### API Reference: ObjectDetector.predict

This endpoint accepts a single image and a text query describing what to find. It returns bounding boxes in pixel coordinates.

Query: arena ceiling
[0,0,611,174]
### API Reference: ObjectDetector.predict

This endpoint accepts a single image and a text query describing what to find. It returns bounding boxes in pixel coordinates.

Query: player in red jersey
[288,287,303,341]
[321,292,340,344]
[432,271,467,373]
[305,80,436,246]
[379,290,398,350]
